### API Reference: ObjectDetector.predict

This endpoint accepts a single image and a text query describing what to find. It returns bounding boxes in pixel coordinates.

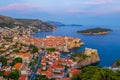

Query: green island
[77,27,112,35]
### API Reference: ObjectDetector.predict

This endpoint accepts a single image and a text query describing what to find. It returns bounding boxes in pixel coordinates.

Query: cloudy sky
[0,0,120,26]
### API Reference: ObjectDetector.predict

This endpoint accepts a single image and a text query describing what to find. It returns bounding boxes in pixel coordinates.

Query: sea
[31,26,120,67]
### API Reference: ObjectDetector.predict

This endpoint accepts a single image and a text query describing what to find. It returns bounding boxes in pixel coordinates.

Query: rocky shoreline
[73,48,100,68]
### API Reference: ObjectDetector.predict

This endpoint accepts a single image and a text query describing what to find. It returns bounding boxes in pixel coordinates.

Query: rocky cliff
[74,48,100,68]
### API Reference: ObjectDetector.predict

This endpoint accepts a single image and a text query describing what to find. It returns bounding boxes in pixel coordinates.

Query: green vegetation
[114,60,120,66]
[46,48,56,52]
[0,70,20,80]
[0,56,7,66]
[112,60,120,67]
[29,44,38,53]
[116,70,120,76]
[3,37,13,42]
[0,45,4,49]
[10,69,20,80]
[77,27,112,34]
[28,57,38,70]
[12,42,18,48]
[12,57,22,66]
[0,23,15,28]
[72,66,120,80]
[0,50,5,54]
[0,71,4,76]
[35,75,55,80]
[73,52,88,59]
[12,49,19,53]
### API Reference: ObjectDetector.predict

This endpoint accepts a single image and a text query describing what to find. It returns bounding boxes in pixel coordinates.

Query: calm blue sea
[31,26,120,67]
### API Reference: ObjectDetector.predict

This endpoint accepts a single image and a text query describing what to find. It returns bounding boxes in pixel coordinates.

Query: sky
[0,0,120,26]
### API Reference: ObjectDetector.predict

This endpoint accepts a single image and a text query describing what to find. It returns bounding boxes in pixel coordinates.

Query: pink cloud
[0,3,43,12]
[83,0,114,5]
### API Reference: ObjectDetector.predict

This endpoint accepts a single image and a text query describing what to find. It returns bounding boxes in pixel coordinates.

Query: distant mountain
[47,21,83,27]
[46,21,65,26]
[0,15,56,31]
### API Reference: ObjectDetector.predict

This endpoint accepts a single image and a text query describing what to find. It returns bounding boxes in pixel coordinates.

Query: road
[30,50,46,80]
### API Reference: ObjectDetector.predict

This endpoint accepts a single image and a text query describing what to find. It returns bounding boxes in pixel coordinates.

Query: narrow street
[30,50,46,80]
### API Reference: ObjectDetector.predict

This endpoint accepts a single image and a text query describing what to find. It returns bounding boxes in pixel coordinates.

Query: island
[77,27,112,35]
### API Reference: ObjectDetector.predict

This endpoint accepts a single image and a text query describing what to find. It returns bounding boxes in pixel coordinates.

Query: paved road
[30,50,46,80]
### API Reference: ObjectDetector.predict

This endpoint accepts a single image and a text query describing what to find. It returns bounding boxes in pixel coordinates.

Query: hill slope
[0,15,56,31]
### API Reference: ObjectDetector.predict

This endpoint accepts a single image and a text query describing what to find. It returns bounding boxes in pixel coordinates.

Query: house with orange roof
[0,66,11,71]
[41,71,47,75]
[18,75,28,80]
[53,65,65,73]
[46,72,54,79]
[61,77,71,80]
[37,68,41,75]
[12,63,22,70]
[54,72,64,78]
[10,52,16,57]
[15,52,32,63]
[21,65,28,75]
[4,71,11,76]
[42,65,47,70]
[69,68,81,78]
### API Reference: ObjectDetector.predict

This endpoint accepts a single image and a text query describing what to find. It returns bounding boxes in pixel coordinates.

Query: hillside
[0,15,56,31]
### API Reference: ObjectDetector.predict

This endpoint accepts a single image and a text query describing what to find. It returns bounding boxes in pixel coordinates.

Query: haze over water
[32,26,120,67]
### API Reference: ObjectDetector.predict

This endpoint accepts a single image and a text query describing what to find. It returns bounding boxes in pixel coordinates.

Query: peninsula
[77,27,112,35]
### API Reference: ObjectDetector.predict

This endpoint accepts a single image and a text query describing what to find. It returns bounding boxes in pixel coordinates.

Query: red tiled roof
[46,72,54,79]
[4,71,11,76]
[53,65,64,69]
[61,77,70,80]
[69,68,81,75]
[18,75,27,80]
[13,63,22,70]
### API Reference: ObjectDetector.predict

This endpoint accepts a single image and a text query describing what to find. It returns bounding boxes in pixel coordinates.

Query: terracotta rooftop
[13,63,22,70]
[18,75,27,80]
[61,77,70,80]
[4,71,11,76]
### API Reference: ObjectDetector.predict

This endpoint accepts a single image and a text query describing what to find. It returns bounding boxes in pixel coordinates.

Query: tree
[10,69,20,80]
[0,56,7,66]
[46,48,56,52]
[72,66,120,80]
[12,57,22,66]
[29,44,38,53]
[0,71,4,76]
